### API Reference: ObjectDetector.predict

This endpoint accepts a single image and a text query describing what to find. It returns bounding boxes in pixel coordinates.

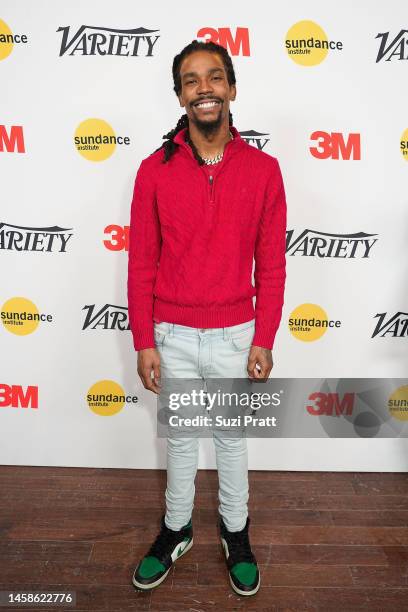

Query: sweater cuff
[252,327,278,351]
[133,327,156,352]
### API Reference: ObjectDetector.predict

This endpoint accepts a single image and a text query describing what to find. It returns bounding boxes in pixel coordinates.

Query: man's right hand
[137,348,162,394]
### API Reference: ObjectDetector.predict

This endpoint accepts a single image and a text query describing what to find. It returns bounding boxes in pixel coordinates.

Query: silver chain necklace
[189,131,234,165]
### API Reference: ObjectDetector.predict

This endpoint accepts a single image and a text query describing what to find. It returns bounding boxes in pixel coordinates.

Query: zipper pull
[209,174,214,203]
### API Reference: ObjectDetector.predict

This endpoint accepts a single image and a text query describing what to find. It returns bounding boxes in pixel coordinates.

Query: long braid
[151,114,189,163]
[152,110,234,165]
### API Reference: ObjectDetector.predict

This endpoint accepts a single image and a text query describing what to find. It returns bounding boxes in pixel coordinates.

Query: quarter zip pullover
[127,125,287,351]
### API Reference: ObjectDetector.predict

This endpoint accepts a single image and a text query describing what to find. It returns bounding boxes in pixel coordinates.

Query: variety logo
[286,229,378,258]
[375,30,408,63]
[0,384,38,409]
[74,118,130,161]
[197,27,250,56]
[0,18,28,61]
[82,304,130,331]
[310,131,361,160]
[285,20,343,66]
[0,223,73,252]
[400,128,408,160]
[0,125,25,153]
[372,312,408,338]
[57,25,160,57]
[388,386,408,421]
[307,392,354,416]
[239,129,269,151]
[1,298,53,336]
[104,224,129,251]
[289,303,341,342]
[87,380,138,416]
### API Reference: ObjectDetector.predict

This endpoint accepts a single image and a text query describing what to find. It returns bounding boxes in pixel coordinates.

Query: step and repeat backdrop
[1,1,407,470]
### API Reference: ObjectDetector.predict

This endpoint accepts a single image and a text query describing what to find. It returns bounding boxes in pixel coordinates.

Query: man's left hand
[247,345,273,380]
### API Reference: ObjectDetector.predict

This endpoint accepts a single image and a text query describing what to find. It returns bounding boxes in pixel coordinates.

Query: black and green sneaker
[219,514,260,596]
[132,513,193,591]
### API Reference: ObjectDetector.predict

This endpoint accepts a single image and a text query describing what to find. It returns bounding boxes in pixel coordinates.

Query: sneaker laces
[225,527,255,564]
[147,519,182,560]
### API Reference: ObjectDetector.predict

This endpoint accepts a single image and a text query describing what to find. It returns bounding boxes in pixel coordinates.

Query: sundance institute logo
[285,20,343,66]
[388,386,408,421]
[1,297,53,335]
[0,18,28,61]
[87,380,138,416]
[74,118,130,161]
[401,128,408,160]
[289,303,341,341]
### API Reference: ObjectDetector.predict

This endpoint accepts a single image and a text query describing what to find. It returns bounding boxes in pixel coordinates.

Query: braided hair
[152,40,236,165]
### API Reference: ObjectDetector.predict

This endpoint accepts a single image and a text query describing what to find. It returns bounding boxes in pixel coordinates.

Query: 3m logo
[0,384,38,409]
[104,225,129,251]
[0,125,25,153]
[197,27,250,56]
[310,131,361,160]
[306,392,355,416]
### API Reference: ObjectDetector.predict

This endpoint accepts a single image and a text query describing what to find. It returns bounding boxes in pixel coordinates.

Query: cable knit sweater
[127,125,287,351]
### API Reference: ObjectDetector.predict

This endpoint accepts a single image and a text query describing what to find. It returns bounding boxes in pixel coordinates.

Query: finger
[253,362,267,379]
[247,355,257,378]
[145,376,161,395]
[141,367,160,394]
[153,363,161,387]
[248,366,262,380]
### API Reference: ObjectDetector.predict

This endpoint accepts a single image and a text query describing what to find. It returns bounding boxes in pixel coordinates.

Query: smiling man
[128,40,287,596]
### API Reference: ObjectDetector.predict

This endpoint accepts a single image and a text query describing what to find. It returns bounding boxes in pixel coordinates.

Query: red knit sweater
[127,125,287,351]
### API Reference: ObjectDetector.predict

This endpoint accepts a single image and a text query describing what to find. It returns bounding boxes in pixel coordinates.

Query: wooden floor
[0,466,408,611]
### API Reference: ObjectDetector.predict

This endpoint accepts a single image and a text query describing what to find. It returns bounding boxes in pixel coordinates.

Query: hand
[247,345,273,381]
[137,348,162,394]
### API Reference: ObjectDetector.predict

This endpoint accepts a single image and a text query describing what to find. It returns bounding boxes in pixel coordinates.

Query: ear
[178,93,185,108]
[230,84,237,102]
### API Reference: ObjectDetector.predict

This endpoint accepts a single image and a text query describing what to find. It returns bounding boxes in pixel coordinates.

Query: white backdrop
[1,0,407,471]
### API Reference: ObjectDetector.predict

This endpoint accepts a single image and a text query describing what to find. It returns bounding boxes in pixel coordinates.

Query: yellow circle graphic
[400,128,408,161]
[289,303,329,341]
[388,385,408,421]
[1,297,40,335]
[87,380,126,416]
[74,118,116,161]
[285,20,329,66]
[0,19,14,61]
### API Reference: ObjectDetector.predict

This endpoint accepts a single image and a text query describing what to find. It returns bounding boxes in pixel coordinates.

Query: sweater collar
[173,125,244,162]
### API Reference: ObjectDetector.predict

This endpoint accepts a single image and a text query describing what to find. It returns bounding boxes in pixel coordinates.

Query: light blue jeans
[153,318,256,532]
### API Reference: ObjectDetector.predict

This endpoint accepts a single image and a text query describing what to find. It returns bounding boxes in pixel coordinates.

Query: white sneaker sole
[229,572,261,596]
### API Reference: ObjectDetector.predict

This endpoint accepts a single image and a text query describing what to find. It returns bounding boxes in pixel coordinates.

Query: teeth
[196,101,218,108]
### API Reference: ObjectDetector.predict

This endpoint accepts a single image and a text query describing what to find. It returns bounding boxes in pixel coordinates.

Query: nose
[196,77,214,96]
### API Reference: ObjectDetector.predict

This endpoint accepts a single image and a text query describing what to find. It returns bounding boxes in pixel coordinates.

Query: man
[128,39,287,596]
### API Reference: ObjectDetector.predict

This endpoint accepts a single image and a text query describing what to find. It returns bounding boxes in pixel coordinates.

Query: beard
[190,104,224,137]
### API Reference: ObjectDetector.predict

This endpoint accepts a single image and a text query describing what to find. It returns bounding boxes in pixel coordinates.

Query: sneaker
[132,514,193,591]
[219,514,260,596]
